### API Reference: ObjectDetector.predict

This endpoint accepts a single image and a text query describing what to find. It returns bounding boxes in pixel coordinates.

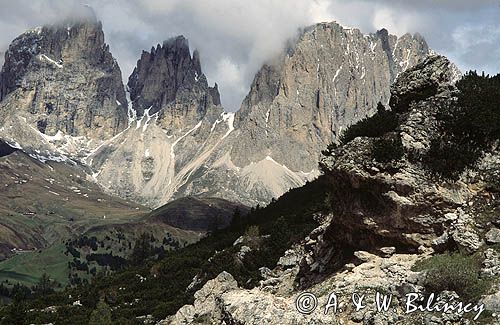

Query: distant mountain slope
[0,214,203,288]
[0,140,247,286]
[0,144,148,261]
[154,22,431,206]
[87,37,227,207]
[91,22,431,208]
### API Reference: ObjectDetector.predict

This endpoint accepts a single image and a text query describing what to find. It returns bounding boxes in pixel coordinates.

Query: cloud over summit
[0,0,498,111]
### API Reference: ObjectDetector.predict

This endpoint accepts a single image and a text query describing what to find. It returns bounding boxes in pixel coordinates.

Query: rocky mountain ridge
[86,35,228,207]
[0,14,127,138]
[0,142,148,261]
[128,35,221,118]
[112,21,431,207]
[0,14,128,168]
[0,19,432,208]
[230,24,429,173]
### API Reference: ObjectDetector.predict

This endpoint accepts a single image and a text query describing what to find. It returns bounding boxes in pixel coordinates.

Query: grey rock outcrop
[230,22,429,173]
[481,290,500,313]
[482,249,500,277]
[164,250,431,324]
[486,228,500,244]
[449,210,484,254]
[160,272,239,325]
[390,55,461,113]
[0,14,127,141]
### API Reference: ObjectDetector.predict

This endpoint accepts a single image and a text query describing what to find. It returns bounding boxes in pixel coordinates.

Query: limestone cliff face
[127,36,221,122]
[231,22,429,172]
[88,37,227,207]
[107,22,429,207]
[0,20,432,208]
[0,13,127,149]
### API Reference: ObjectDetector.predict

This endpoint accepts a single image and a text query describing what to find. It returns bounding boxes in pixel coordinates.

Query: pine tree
[230,207,243,230]
[88,300,113,325]
[33,273,55,296]
[130,233,154,265]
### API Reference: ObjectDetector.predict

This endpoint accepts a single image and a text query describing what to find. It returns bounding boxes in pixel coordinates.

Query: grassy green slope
[0,244,70,287]
[0,151,150,261]
[147,196,249,231]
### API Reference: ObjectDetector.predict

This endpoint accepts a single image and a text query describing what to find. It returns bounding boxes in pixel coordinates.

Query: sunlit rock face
[0,12,128,141]
[232,22,429,174]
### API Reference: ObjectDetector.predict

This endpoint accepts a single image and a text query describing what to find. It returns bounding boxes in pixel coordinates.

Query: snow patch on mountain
[221,112,235,139]
[38,54,63,68]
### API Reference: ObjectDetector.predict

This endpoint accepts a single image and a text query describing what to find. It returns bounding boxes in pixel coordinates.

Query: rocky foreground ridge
[0,17,431,207]
[162,56,500,324]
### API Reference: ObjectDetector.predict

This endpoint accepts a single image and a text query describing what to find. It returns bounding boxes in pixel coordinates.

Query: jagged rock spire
[127,35,221,117]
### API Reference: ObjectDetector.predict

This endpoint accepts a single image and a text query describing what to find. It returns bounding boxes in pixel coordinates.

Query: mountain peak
[0,13,116,102]
[49,5,100,35]
[127,35,219,118]
[163,35,189,48]
[231,21,431,174]
[58,4,99,27]
[0,16,127,143]
[80,4,99,23]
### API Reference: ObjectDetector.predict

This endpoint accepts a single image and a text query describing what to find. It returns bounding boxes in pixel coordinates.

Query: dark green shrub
[413,253,491,302]
[339,102,399,145]
[390,83,439,113]
[424,138,480,180]
[0,302,27,325]
[446,72,500,143]
[486,176,500,193]
[372,136,404,163]
[424,71,500,178]
[322,103,399,156]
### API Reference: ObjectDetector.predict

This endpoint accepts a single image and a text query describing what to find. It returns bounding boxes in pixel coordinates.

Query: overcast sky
[0,0,499,111]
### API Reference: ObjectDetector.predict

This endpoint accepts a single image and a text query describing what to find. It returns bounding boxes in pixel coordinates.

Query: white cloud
[451,23,500,73]
[212,58,247,111]
[309,0,336,24]
[373,8,408,36]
